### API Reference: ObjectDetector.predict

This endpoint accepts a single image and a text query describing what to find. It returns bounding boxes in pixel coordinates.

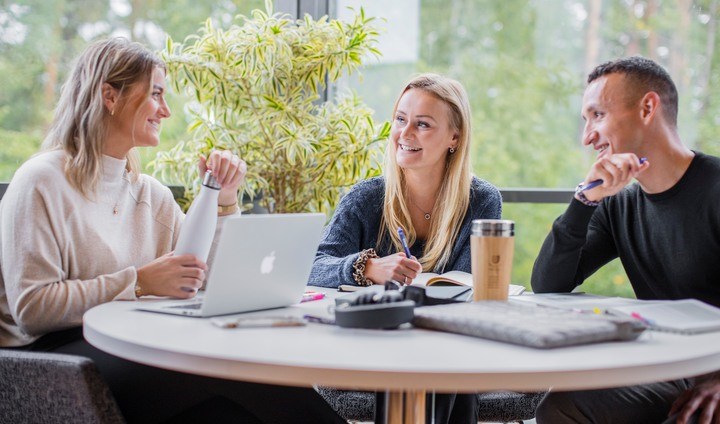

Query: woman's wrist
[217,189,239,216]
[217,201,239,216]
[134,281,144,298]
[217,187,239,205]
[352,248,378,286]
[135,266,152,297]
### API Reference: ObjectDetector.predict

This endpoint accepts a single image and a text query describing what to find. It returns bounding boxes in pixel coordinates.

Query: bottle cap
[202,170,221,190]
[472,219,515,237]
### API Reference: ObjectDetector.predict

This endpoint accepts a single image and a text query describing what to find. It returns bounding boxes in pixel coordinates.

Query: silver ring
[403,276,408,285]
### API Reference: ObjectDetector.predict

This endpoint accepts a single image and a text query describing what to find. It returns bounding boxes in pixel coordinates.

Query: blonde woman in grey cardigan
[310,74,502,424]
[310,74,501,290]
[0,37,344,424]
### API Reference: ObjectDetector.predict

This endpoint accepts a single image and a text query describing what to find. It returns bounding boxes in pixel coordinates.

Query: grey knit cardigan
[308,176,502,288]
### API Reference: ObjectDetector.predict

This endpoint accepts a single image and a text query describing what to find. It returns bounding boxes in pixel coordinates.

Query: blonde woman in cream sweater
[0,38,344,424]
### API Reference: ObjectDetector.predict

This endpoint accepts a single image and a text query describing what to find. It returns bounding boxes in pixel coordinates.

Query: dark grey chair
[317,387,545,423]
[0,349,125,424]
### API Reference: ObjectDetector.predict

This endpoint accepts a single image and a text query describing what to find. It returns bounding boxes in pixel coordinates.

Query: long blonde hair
[380,74,473,272]
[42,37,164,196]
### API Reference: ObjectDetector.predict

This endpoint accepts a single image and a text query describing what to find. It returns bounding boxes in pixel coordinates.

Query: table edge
[84,324,720,392]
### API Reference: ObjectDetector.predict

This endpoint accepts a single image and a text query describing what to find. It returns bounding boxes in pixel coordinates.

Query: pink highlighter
[301,292,326,303]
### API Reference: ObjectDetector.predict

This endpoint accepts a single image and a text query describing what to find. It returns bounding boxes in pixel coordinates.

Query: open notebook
[411,271,526,296]
[511,294,720,335]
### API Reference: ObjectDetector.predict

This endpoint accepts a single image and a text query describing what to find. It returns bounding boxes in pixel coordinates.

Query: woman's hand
[364,253,422,285]
[136,252,208,298]
[198,150,247,206]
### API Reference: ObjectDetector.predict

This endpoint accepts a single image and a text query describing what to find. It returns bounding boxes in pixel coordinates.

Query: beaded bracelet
[352,248,379,286]
[574,183,600,207]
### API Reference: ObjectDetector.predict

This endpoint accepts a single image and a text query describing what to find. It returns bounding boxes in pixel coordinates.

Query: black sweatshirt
[531,151,720,308]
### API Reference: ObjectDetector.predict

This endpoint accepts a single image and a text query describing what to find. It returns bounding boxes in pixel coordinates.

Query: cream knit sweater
[0,150,228,347]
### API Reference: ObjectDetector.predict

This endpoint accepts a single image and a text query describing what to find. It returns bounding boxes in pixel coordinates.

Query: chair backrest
[0,349,125,424]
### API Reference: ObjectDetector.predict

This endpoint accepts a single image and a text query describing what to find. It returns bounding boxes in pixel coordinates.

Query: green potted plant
[152,0,390,213]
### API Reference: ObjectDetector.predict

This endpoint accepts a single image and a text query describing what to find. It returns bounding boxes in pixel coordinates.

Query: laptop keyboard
[169,302,203,310]
[412,301,645,349]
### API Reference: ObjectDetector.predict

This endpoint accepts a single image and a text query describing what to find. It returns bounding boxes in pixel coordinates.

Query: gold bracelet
[352,248,379,286]
[134,282,144,298]
[217,202,239,215]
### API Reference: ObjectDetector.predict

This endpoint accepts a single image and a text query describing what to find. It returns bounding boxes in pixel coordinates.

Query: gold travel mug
[471,219,515,301]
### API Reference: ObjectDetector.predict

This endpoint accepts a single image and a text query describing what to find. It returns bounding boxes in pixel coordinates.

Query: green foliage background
[2,0,719,297]
[153,5,389,214]
[337,0,720,297]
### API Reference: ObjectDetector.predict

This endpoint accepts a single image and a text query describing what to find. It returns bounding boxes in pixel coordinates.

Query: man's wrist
[575,183,601,207]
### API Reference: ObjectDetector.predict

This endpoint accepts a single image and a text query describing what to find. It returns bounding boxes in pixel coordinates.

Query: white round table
[84,288,720,423]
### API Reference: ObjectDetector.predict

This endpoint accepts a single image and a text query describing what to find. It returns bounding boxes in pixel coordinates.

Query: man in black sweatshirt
[531,56,720,424]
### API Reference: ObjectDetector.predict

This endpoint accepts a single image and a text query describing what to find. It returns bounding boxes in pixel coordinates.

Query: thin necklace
[409,197,432,220]
[99,197,120,215]
[103,170,126,216]
[114,169,129,215]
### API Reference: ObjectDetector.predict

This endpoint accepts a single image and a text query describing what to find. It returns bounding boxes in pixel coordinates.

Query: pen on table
[211,316,306,329]
[303,314,336,325]
[301,292,326,302]
[397,227,412,258]
[578,157,647,192]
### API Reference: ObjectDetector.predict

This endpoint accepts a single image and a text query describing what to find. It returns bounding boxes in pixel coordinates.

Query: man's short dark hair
[588,56,678,126]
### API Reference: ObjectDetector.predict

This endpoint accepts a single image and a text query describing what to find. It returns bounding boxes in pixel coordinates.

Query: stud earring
[449,147,456,154]
[110,109,115,116]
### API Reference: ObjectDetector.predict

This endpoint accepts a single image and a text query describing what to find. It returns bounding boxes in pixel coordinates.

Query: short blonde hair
[42,37,164,196]
[380,73,473,272]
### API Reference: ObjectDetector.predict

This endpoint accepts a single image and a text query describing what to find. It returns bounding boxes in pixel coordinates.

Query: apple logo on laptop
[260,251,276,274]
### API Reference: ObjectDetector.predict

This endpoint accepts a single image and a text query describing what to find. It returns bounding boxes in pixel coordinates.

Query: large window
[0,0,264,180]
[334,0,720,188]
[2,0,718,295]
[332,0,720,296]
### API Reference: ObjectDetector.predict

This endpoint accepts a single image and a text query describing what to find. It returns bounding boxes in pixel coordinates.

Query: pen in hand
[578,157,647,192]
[397,227,412,258]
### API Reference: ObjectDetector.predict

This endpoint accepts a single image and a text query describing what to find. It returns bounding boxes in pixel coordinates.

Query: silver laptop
[137,213,325,317]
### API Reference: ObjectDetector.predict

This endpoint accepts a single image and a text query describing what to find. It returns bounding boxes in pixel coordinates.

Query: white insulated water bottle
[173,170,221,262]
